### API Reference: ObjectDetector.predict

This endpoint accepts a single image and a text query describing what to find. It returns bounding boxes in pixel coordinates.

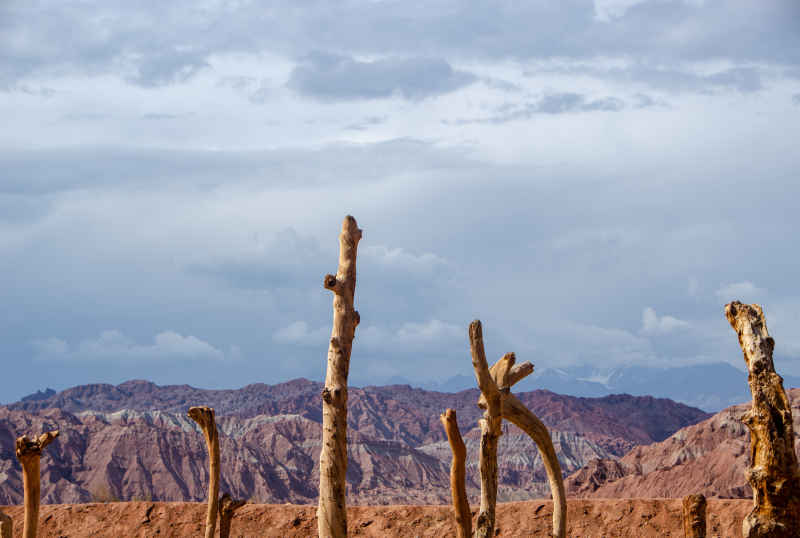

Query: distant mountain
[0,379,708,505]
[402,362,800,412]
[565,388,800,499]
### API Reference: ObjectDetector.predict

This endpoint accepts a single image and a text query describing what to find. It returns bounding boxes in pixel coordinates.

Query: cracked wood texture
[219,493,245,538]
[188,406,220,538]
[440,409,471,538]
[725,301,800,538]
[470,320,566,538]
[15,430,58,538]
[318,215,362,538]
[683,493,707,538]
[0,509,10,538]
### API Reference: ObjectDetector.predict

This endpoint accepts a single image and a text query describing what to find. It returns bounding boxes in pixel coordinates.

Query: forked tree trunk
[469,320,566,538]
[725,302,800,538]
[440,409,471,538]
[219,493,246,538]
[188,406,220,538]
[318,215,362,538]
[15,431,59,538]
[683,493,707,538]
[0,510,11,538]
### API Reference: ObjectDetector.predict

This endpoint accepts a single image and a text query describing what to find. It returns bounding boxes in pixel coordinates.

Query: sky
[1,0,800,403]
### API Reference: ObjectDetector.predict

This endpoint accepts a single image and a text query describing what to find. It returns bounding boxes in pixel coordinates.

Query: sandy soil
[1,498,751,537]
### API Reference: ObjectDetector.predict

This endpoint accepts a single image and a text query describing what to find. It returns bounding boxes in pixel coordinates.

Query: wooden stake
[318,215,362,538]
[0,510,11,538]
[469,320,567,538]
[219,493,246,538]
[15,430,58,538]
[682,493,707,538]
[440,409,471,538]
[188,406,220,538]
[725,302,800,538]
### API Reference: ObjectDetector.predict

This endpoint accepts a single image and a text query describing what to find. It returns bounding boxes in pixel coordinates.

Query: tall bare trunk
[318,215,362,538]
[440,409,471,538]
[188,406,220,538]
[15,431,59,538]
[469,320,567,538]
[682,493,707,538]
[725,302,800,538]
[219,493,245,538]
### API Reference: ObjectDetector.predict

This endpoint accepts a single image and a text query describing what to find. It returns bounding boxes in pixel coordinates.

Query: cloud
[362,245,447,276]
[287,52,477,100]
[641,307,690,334]
[344,116,387,131]
[793,93,800,105]
[33,330,231,361]
[273,321,330,346]
[715,281,766,302]
[449,92,626,124]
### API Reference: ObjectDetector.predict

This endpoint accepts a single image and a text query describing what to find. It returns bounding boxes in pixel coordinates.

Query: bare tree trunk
[469,320,567,538]
[188,406,220,538]
[0,510,11,538]
[318,215,362,538]
[15,431,58,538]
[219,493,246,538]
[683,493,707,538]
[469,320,502,538]
[440,409,471,538]
[725,301,800,538]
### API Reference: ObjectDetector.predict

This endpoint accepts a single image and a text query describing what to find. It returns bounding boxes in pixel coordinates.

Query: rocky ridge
[0,378,709,505]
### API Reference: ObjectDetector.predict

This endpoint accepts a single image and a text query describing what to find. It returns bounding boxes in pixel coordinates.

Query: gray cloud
[287,52,477,100]
[793,93,800,105]
[449,92,626,124]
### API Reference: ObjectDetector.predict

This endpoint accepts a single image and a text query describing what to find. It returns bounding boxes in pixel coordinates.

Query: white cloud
[362,245,447,276]
[272,321,330,346]
[715,281,766,302]
[641,307,690,334]
[32,330,230,361]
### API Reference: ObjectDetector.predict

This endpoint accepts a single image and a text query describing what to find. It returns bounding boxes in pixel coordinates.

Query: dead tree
[188,406,220,538]
[219,493,246,538]
[469,320,566,538]
[683,493,707,538]
[15,430,59,538]
[725,302,800,538]
[440,409,471,538]
[0,510,11,538]
[318,215,362,538]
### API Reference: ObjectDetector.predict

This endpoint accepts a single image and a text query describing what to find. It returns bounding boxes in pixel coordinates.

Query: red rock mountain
[566,387,800,499]
[0,379,708,505]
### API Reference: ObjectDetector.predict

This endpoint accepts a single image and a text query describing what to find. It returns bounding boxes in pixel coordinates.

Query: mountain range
[0,378,708,505]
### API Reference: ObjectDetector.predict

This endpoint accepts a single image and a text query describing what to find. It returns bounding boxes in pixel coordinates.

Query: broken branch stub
[219,493,246,538]
[725,301,800,538]
[16,430,59,538]
[682,493,707,538]
[318,215,362,538]
[188,406,220,538]
[440,409,471,538]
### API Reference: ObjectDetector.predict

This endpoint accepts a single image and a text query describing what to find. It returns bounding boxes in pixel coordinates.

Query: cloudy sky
[1,0,799,402]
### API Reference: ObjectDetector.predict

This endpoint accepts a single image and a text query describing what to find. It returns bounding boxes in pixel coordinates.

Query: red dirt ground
[1,498,751,537]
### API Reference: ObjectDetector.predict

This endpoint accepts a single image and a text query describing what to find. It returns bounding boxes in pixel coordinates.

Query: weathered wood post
[725,301,800,538]
[0,510,11,538]
[188,406,220,538]
[469,320,566,538]
[219,493,246,538]
[15,430,59,538]
[682,493,707,538]
[440,408,471,538]
[318,215,362,538]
